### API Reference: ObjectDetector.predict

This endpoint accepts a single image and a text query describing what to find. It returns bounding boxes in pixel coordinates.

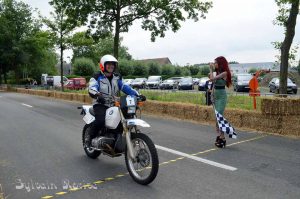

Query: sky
[22,0,300,66]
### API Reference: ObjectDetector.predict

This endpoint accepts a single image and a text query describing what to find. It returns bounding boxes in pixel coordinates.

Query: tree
[119,59,134,77]
[248,68,258,74]
[174,66,182,76]
[132,61,148,77]
[181,67,191,76]
[161,64,175,76]
[70,32,131,65]
[73,57,96,76]
[199,65,210,76]
[43,1,77,91]
[148,62,161,75]
[274,0,299,94]
[189,66,200,76]
[297,59,300,74]
[52,0,212,59]
[0,0,37,83]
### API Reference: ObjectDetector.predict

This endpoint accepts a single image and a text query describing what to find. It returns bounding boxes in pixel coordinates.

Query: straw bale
[281,116,300,136]
[261,98,300,116]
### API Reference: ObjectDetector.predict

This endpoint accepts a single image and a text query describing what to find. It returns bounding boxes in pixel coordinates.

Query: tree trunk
[279,0,299,95]
[60,41,64,92]
[113,0,121,59]
[3,66,7,84]
[0,65,2,85]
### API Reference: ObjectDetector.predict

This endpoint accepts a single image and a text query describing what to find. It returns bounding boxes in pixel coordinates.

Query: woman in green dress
[209,56,232,148]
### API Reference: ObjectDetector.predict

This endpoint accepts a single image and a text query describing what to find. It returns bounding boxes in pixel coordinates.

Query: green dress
[214,79,227,115]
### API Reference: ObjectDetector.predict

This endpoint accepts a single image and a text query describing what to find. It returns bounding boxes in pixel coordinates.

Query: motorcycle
[78,95,159,185]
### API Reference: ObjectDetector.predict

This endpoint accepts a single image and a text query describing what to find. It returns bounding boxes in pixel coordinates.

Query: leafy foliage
[73,57,96,76]
[0,0,57,84]
[51,0,212,58]
[148,62,161,75]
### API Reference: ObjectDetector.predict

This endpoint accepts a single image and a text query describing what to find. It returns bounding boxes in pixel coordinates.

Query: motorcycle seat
[89,107,95,116]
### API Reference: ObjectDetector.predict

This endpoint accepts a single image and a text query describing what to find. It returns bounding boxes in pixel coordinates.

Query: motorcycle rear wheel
[125,133,159,185]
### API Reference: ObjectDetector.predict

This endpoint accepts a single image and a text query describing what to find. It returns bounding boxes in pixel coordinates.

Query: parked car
[131,78,147,89]
[192,78,200,85]
[146,76,162,89]
[159,79,176,90]
[269,77,298,94]
[65,78,87,90]
[232,74,253,92]
[123,79,134,86]
[178,77,194,90]
[198,77,210,91]
[168,77,184,89]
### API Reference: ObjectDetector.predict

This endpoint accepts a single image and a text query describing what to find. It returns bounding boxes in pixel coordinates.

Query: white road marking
[155,145,237,171]
[21,103,33,108]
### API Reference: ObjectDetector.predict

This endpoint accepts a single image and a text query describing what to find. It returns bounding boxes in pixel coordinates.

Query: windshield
[164,80,174,83]
[237,75,252,81]
[148,77,160,81]
[180,78,192,83]
[133,78,144,82]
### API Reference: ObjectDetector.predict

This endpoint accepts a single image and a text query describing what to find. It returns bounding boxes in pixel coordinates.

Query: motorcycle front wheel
[125,133,159,185]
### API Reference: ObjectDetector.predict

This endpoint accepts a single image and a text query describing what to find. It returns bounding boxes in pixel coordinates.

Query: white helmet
[99,54,118,72]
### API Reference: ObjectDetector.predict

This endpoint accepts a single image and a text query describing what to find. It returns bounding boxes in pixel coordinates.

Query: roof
[137,57,172,65]
[229,62,280,71]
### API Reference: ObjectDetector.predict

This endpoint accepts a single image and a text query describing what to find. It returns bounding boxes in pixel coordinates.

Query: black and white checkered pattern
[214,109,237,139]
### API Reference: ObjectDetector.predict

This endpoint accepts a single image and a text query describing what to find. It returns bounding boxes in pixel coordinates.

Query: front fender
[127,119,150,128]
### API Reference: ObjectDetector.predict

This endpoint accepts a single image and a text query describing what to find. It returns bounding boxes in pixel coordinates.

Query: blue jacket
[89,72,138,106]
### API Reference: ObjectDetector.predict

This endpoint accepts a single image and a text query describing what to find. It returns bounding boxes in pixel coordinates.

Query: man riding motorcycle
[87,54,145,147]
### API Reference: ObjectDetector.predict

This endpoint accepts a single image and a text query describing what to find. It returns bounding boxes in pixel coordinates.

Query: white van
[146,76,162,89]
[46,75,69,87]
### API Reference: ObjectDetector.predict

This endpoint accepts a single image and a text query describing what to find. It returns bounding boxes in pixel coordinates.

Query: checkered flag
[214,109,237,139]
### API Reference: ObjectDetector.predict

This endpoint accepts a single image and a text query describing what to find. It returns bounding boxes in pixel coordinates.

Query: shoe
[215,136,226,148]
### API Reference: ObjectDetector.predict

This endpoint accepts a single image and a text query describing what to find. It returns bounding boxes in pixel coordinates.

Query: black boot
[215,136,226,148]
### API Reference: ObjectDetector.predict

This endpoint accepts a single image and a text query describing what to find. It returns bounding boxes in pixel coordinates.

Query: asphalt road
[0,92,300,199]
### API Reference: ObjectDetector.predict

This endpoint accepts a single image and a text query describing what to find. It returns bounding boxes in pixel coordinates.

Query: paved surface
[0,92,300,199]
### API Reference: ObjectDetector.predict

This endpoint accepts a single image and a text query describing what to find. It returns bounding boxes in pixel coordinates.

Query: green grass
[60,88,261,111]
[139,90,261,110]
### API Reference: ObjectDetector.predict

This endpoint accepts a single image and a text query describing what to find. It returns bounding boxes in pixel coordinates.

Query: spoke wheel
[125,133,159,185]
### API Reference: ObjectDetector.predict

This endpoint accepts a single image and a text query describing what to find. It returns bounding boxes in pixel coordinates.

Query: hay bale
[84,94,92,104]
[261,97,300,116]
[77,94,85,103]
[281,116,300,136]
[223,109,244,128]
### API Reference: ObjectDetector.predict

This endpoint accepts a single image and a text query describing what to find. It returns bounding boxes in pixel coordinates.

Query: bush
[198,65,210,76]
[148,62,161,75]
[132,61,149,77]
[73,57,96,76]
[119,59,134,76]
[162,64,175,76]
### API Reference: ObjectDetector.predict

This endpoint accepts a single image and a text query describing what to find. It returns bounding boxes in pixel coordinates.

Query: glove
[139,95,146,102]
[96,95,106,104]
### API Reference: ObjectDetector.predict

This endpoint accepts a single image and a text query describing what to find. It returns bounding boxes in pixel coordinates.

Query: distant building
[56,61,72,75]
[137,57,172,65]
[229,62,280,74]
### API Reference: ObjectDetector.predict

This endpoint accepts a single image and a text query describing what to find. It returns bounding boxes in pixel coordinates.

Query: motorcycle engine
[92,136,115,150]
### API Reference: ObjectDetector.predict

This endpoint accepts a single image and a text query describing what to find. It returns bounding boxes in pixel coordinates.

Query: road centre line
[21,103,33,108]
[155,145,237,171]
[40,135,266,199]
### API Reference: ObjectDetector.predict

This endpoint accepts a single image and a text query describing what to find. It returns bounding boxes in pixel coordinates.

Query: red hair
[215,56,232,87]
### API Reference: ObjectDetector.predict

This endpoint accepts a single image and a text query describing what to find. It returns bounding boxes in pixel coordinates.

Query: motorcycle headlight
[128,106,136,114]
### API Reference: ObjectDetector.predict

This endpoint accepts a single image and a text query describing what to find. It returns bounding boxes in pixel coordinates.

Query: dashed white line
[155,145,237,171]
[21,103,33,108]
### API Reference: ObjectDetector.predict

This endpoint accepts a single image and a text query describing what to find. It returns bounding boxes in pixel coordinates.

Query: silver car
[269,77,298,94]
